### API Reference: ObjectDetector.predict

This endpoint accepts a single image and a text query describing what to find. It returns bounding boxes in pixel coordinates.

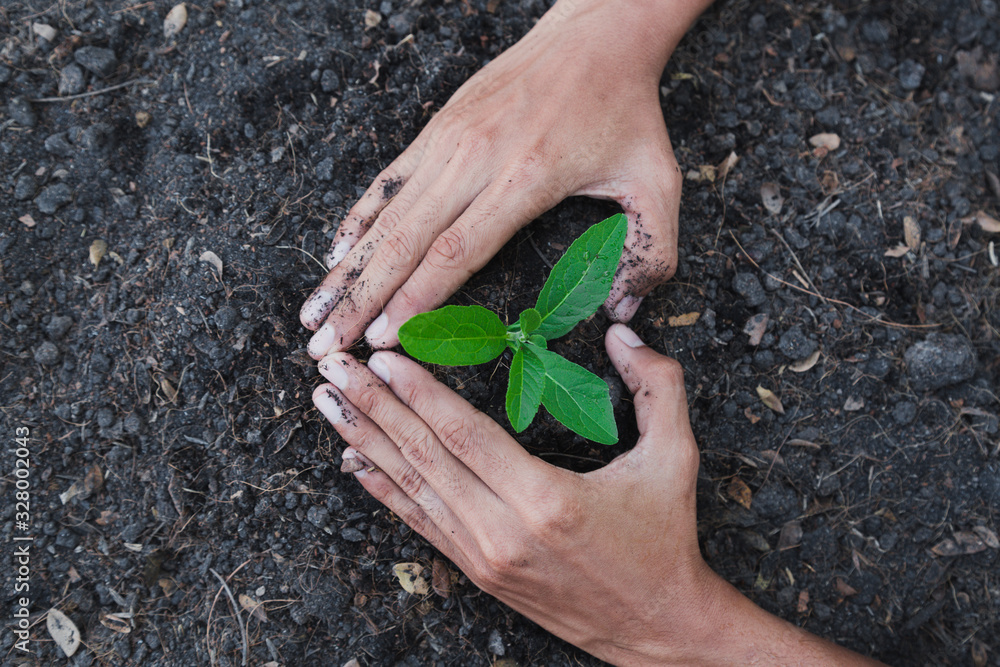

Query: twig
[527,234,554,270]
[276,245,328,273]
[30,79,154,103]
[730,231,939,330]
[768,228,817,292]
[209,568,249,667]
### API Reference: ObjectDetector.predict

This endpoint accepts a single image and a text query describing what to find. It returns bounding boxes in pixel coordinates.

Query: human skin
[301,0,716,359]
[311,324,884,665]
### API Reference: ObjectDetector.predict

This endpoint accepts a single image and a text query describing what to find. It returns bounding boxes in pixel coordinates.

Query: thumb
[603,158,682,322]
[604,324,692,443]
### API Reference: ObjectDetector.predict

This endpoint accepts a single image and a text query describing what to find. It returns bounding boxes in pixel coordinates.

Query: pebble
[214,306,240,330]
[8,96,37,127]
[316,156,334,181]
[46,315,74,339]
[904,333,977,391]
[74,46,119,77]
[777,326,817,361]
[891,401,917,425]
[44,132,74,156]
[306,506,329,528]
[898,59,926,90]
[59,63,87,95]
[340,527,365,542]
[320,69,340,93]
[14,175,37,201]
[0,65,11,84]
[34,341,61,366]
[793,85,826,111]
[388,10,417,37]
[732,272,766,307]
[487,629,505,656]
[36,183,74,214]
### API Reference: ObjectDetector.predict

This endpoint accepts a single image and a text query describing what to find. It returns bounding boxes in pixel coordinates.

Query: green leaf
[527,334,547,349]
[534,213,628,340]
[519,308,542,336]
[535,348,618,444]
[505,345,545,432]
[398,305,507,365]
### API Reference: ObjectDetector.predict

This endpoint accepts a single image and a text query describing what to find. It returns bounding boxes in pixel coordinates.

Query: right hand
[300,0,710,360]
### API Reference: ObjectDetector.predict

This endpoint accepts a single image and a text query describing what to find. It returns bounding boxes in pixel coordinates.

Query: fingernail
[341,447,376,478]
[613,295,643,322]
[319,355,349,390]
[300,289,336,327]
[613,324,645,348]
[368,354,391,384]
[365,313,388,342]
[314,386,343,424]
[326,241,351,270]
[308,322,337,358]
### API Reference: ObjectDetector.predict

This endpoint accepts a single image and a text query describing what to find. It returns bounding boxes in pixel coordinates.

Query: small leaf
[33,23,57,41]
[200,250,223,277]
[778,520,803,550]
[534,214,627,340]
[903,216,921,250]
[835,578,858,597]
[843,396,865,411]
[393,562,430,595]
[506,345,545,432]
[536,348,617,444]
[971,210,1000,233]
[527,334,547,348]
[760,182,783,215]
[884,244,910,258]
[518,307,542,336]
[789,349,821,373]
[756,385,785,414]
[797,589,810,614]
[19,214,36,228]
[717,151,739,181]
[431,558,452,598]
[668,311,700,327]
[239,593,268,622]
[364,9,382,27]
[744,313,768,345]
[163,3,188,40]
[973,525,999,549]
[90,239,108,266]
[399,305,507,365]
[727,477,752,509]
[46,608,81,657]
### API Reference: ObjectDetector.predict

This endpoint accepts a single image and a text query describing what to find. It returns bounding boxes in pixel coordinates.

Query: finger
[603,153,682,322]
[317,353,505,523]
[316,162,494,353]
[312,383,477,566]
[365,351,540,495]
[604,324,691,439]
[367,176,560,349]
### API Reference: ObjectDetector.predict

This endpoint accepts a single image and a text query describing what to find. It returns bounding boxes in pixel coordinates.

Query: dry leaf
[90,239,108,266]
[931,531,988,557]
[19,214,36,228]
[33,23,57,41]
[756,385,785,414]
[99,611,131,634]
[726,477,752,509]
[797,589,810,614]
[159,376,177,403]
[778,520,803,551]
[393,562,430,595]
[787,438,821,450]
[972,525,999,549]
[135,111,152,128]
[834,578,858,597]
[60,464,104,504]
[809,133,841,151]
[884,243,910,258]
[843,396,865,412]
[668,311,700,327]
[486,0,502,12]
[199,250,223,277]
[903,216,921,250]
[46,609,81,657]
[744,406,761,424]
[970,210,1000,233]
[343,660,361,667]
[744,313,768,345]
[364,9,382,28]
[164,3,188,39]
[431,558,452,598]
[789,349,821,373]
[685,165,716,183]
[987,170,1000,198]
[239,594,268,622]
[760,182,783,215]
[972,638,989,667]
[717,151,739,181]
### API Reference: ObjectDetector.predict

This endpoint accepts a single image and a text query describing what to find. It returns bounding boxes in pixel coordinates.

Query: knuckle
[525,488,583,536]
[425,227,469,272]
[436,412,486,461]
[395,428,436,470]
[350,382,383,416]
[651,357,685,387]
[456,127,492,160]
[394,463,426,498]
[382,225,422,267]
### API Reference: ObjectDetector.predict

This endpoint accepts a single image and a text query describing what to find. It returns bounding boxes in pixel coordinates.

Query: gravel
[904,333,977,391]
[7,96,37,127]
[732,272,767,307]
[74,46,118,77]
[59,64,87,96]
[36,183,74,214]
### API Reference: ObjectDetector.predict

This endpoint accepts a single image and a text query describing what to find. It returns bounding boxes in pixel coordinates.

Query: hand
[311,324,882,665]
[301,0,713,360]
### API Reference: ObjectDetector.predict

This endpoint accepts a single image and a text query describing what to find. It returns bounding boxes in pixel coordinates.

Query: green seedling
[398,213,627,444]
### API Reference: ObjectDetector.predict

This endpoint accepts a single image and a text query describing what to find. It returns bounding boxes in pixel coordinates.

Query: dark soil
[2,0,998,665]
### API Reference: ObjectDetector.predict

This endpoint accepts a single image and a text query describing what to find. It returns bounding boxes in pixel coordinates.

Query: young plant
[398,213,628,444]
